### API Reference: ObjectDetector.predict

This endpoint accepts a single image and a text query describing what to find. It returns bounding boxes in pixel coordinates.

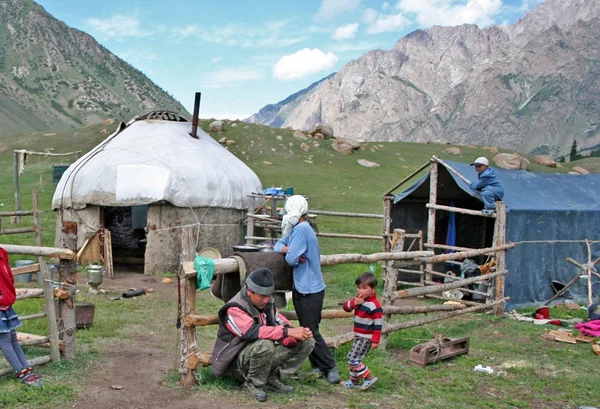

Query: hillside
[249,0,600,158]
[0,0,188,137]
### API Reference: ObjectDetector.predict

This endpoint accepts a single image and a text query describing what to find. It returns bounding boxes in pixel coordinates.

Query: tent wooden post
[493,202,507,315]
[426,161,438,283]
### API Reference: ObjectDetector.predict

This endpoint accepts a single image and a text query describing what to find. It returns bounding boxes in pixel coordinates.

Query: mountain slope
[0,0,188,137]
[250,0,600,157]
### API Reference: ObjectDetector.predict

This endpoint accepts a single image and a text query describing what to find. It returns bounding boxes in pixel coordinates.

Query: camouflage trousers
[234,338,315,387]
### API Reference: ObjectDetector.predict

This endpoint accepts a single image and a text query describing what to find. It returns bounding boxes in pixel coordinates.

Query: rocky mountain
[0,0,188,137]
[249,0,600,157]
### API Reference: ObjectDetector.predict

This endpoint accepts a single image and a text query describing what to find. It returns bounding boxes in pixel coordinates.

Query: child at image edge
[341,272,382,390]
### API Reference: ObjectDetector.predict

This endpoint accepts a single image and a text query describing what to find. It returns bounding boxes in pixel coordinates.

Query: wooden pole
[426,203,497,218]
[418,243,515,264]
[432,155,472,185]
[245,197,256,245]
[586,239,593,306]
[13,151,21,223]
[566,257,600,280]
[426,161,438,283]
[492,202,507,315]
[308,209,383,219]
[383,197,392,252]
[317,232,383,240]
[179,227,198,389]
[58,221,77,359]
[382,229,405,349]
[184,304,467,327]
[0,244,74,259]
[0,211,35,217]
[393,270,508,300]
[325,298,507,348]
[0,355,52,376]
[383,160,432,196]
[33,191,60,363]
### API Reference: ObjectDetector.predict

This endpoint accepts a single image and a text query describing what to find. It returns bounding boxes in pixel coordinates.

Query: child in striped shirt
[340,272,382,390]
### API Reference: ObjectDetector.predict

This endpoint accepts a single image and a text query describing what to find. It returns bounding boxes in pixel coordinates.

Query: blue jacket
[275,221,326,294]
[469,167,504,199]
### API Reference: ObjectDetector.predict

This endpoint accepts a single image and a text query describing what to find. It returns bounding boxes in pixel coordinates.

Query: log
[426,203,497,218]
[383,160,432,196]
[418,243,514,264]
[182,250,435,278]
[393,270,507,300]
[0,227,36,234]
[0,355,52,376]
[432,155,472,185]
[58,221,78,359]
[16,332,49,346]
[179,227,198,389]
[19,312,47,321]
[0,244,75,259]
[12,263,41,275]
[325,298,508,348]
[16,288,44,299]
[317,232,383,240]
[308,209,383,219]
[184,304,466,327]
[493,202,507,315]
[0,211,34,217]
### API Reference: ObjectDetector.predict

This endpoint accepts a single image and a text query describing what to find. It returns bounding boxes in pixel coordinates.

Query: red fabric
[0,248,17,310]
[575,320,600,337]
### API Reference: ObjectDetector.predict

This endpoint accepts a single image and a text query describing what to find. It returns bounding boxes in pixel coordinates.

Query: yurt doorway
[103,206,148,270]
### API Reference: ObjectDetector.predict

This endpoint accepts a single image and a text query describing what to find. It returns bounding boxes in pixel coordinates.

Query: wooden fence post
[33,191,60,362]
[426,162,438,283]
[381,229,405,349]
[58,221,78,359]
[179,227,198,389]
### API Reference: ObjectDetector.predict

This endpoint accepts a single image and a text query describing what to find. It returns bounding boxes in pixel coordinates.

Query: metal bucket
[14,260,34,283]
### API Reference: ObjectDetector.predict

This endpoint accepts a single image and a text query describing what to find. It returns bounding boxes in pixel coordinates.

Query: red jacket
[0,248,17,310]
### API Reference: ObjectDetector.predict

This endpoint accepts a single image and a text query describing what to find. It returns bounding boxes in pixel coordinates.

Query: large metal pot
[86,264,104,289]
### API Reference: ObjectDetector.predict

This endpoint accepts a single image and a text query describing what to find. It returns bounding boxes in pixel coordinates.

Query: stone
[493,153,527,170]
[308,124,334,139]
[357,159,380,167]
[276,135,283,141]
[444,147,461,155]
[218,137,227,143]
[572,166,590,174]
[535,155,557,168]
[209,120,223,132]
[300,143,311,152]
[332,138,357,155]
[293,130,307,140]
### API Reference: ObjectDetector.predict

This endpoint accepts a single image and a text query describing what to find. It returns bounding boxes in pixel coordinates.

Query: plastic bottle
[473,364,494,374]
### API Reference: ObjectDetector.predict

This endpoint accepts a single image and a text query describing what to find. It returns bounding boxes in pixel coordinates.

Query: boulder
[300,143,311,152]
[313,133,325,139]
[218,137,227,144]
[357,159,380,168]
[444,147,461,155]
[332,138,359,155]
[209,120,223,132]
[568,171,580,174]
[535,155,558,168]
[276,135,283,141]
[572,166,590,174]
[226,139,236,145]
[293,130,307,140]
[489,147,499,154]
[493,153,528,170]
[309,124,334,139]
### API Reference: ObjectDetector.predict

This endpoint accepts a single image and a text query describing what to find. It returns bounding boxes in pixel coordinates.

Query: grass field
[0,120,599,408]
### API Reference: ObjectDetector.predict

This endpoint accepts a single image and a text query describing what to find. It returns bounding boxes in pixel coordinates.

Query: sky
[36,0,545,120]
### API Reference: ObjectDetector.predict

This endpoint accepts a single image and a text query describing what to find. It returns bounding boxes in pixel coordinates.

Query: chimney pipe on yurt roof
[190,91,201,139]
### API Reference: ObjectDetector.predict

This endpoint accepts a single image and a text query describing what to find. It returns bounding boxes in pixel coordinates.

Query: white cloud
[273,48,338,81]
[397,0,503,27]
[85,15,149,40]
[365,11,409,34]
[314,0,362,21]
[202,68,264,89]
[333,23,359,40]
[170,20,305,48]
[211,56,223,64]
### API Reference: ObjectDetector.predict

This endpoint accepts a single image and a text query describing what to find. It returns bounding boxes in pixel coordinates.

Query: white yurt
[52,111,263,274]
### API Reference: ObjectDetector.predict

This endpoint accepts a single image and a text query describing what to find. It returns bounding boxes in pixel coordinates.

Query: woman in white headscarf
[275,195,341,383]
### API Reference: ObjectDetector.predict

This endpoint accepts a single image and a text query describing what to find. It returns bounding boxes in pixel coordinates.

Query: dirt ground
[70,270,375,409]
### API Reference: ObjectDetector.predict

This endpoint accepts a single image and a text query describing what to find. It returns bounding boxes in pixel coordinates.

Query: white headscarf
[281,195,308,236]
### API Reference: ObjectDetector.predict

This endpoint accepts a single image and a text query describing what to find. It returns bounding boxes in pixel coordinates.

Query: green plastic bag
[194,255,214,290]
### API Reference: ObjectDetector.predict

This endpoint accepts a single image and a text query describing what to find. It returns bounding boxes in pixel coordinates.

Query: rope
[510,239,600,245]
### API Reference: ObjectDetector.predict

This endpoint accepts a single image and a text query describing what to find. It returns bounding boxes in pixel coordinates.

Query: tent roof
[395,159,600,212]
[52,120,263,210]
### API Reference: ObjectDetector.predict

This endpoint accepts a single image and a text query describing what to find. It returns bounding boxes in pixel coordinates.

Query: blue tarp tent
[392,160,600,309]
